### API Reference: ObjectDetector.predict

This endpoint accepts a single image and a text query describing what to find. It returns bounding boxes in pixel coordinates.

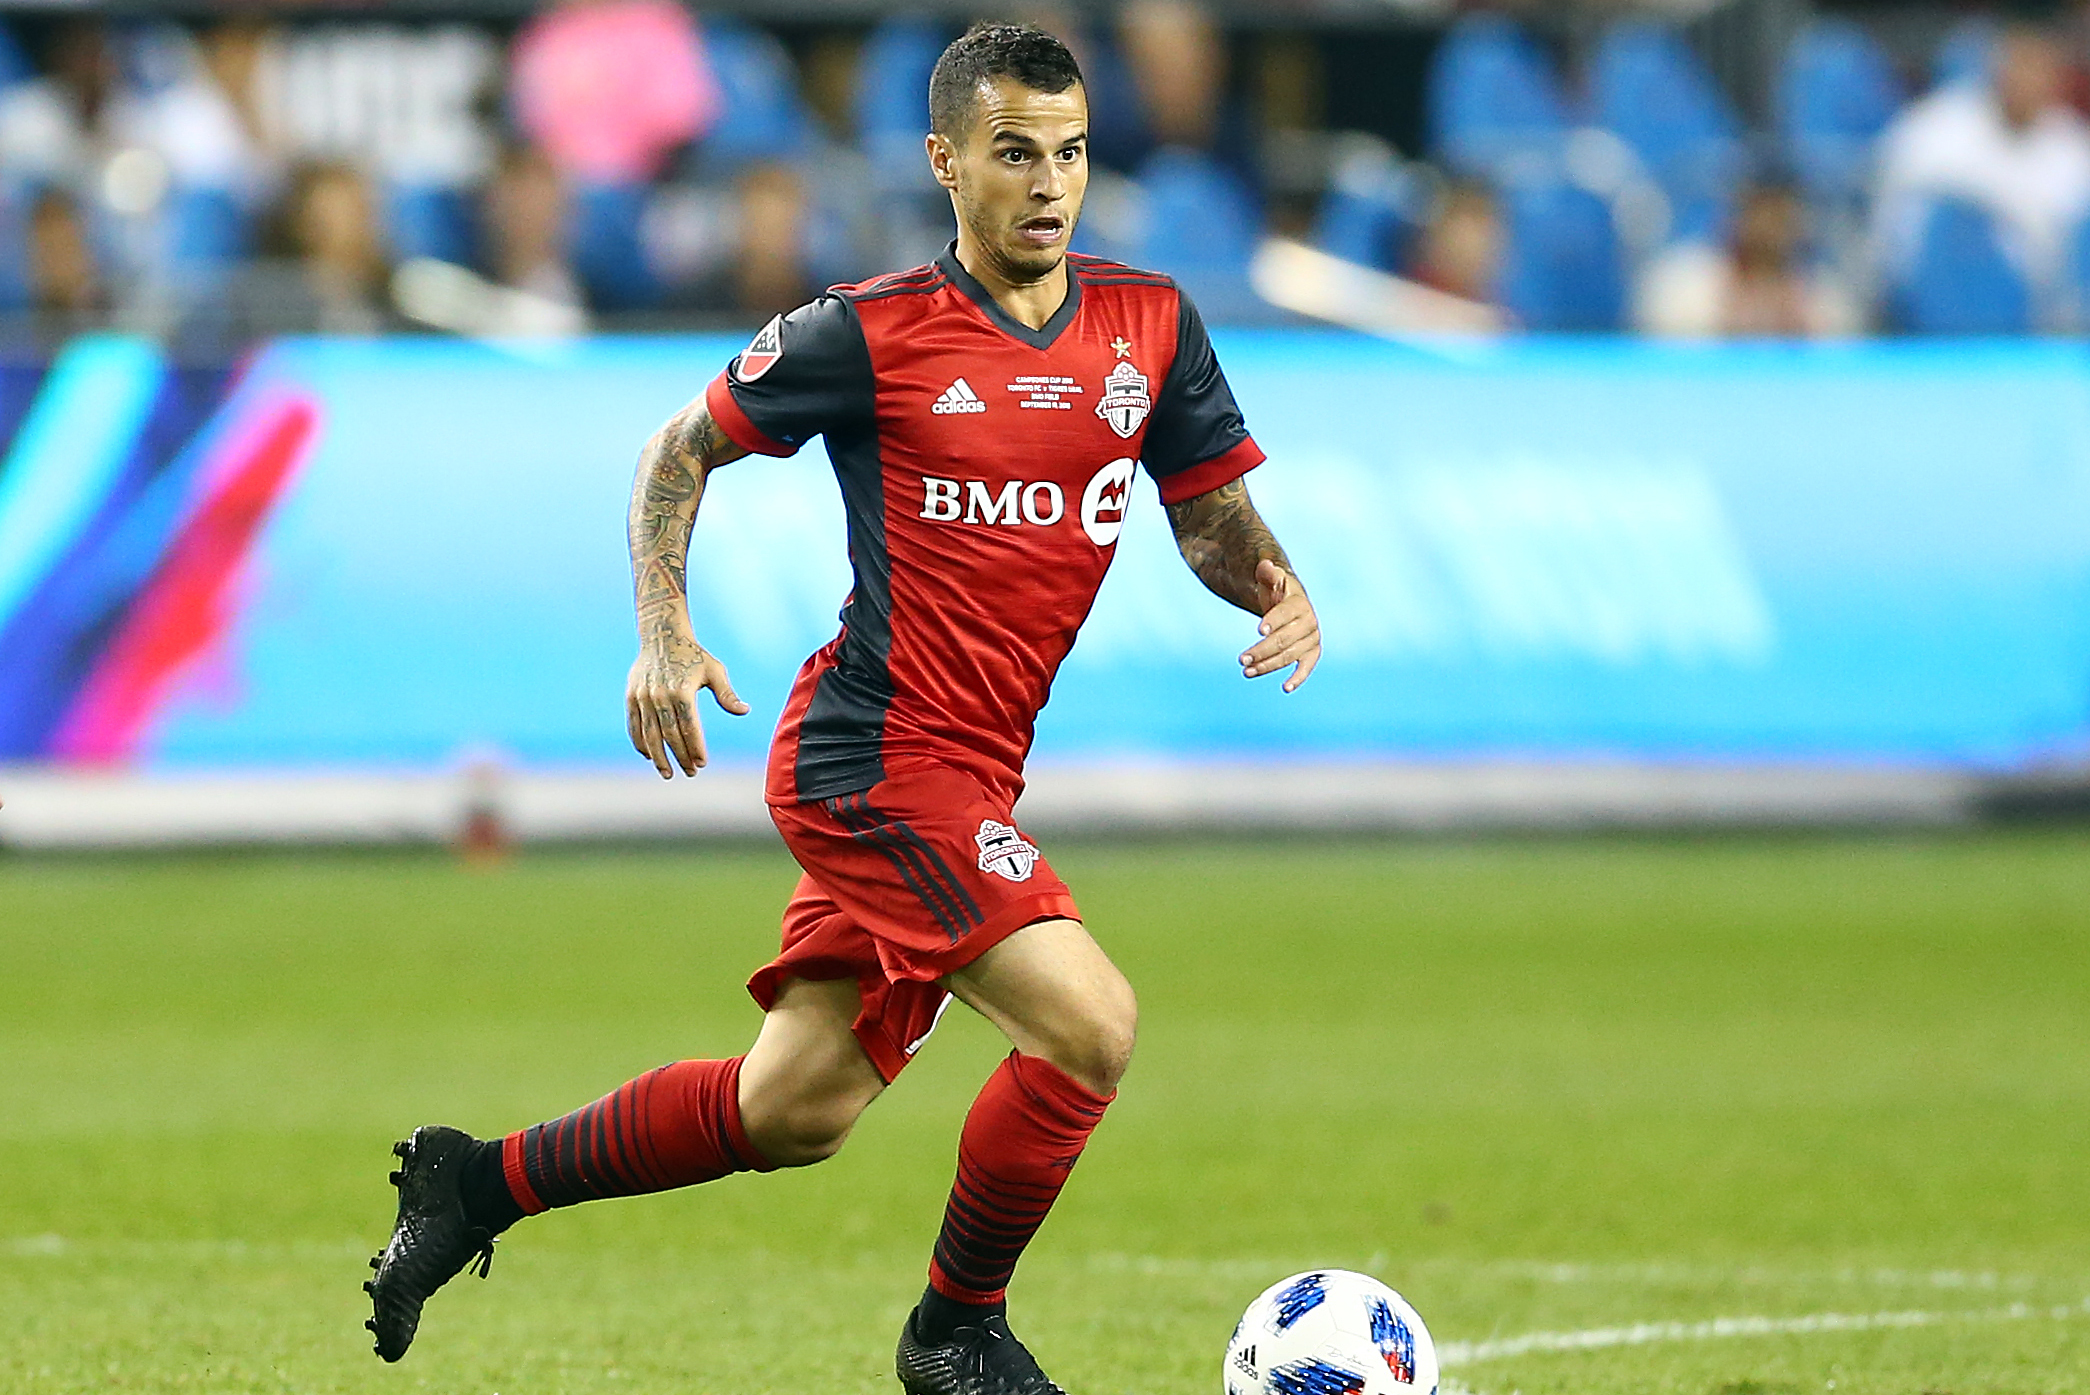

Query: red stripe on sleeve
[1154,435,1265,505]
[704,372,796,458]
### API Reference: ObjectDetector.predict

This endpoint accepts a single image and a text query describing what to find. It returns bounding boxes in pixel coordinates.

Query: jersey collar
[937,241,1083,351]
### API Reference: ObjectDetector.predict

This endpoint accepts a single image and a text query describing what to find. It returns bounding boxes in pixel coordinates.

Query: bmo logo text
[921,458,1136,548]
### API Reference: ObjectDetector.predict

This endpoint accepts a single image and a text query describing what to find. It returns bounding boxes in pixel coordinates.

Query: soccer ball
[1223,1270,1438,1395]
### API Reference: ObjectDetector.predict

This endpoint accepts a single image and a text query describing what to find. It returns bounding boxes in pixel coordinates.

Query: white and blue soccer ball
[1223,1270,1438,1395]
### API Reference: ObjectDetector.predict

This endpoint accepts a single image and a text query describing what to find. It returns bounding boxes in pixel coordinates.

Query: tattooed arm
[625,398,753,777]
[1165,476,1322,693]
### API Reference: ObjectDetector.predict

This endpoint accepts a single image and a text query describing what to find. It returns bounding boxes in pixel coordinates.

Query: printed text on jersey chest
[1008,376,1085,410]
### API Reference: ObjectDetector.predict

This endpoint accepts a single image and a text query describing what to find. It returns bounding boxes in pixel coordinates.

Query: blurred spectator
[735,162,809,315]
[511,0,717,185]
[1410,180,1503,307]
[253,160,391,334]
[1121,0,1224,150]
[0,20,115,191]
[27,188,102,326]
[1109,0,1264,316]
[1637,183,1861,338]
[1874,20,2090,323]
[481,143,580,312]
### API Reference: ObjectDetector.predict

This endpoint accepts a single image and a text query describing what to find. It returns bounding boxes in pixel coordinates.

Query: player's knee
[1048,979,1137,1094]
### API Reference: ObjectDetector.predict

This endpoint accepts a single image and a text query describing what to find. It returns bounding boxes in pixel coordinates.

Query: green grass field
[3,833,2086,1394]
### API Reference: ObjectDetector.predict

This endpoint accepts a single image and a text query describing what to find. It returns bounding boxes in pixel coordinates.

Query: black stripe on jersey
[791,307,895,801]
[850,274,950,303]
[850,265,944,297]
[1068,254,1172,284]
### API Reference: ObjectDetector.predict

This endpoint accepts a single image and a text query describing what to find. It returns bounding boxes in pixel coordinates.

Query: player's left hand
[1241,559,1320,693]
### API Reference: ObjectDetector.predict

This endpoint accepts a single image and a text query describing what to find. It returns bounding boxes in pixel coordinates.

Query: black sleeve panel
[725,293,876,450]
[1140,288,1254,483]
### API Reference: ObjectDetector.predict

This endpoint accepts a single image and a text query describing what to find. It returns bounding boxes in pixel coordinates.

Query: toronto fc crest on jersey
[1096,360,1152,439]
[975,819,1040,882]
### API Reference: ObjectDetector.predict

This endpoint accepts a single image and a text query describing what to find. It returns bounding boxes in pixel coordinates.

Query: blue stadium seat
[1498,179,1625,332]
[1113,149,1266,321]
[165,185,253,267]
[1777,20,1903,212]
[1135,148,1258,275]
[1894,198,2030,335]
[567,180,659,311]
[856,16,947,189]
[1310,139,1424,273]
[383,184,474,266]
[698,16,812,171]
[0,188,27,311]
[1933,19,1996,90]
[1590,20,1743,244]
[0,20,32,89]
[1427,14,1569,179]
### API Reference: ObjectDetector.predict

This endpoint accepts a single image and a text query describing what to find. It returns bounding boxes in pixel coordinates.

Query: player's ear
[925,130,961,191]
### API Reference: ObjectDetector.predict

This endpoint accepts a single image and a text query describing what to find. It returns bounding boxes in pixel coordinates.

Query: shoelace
[467,1229,495,1279]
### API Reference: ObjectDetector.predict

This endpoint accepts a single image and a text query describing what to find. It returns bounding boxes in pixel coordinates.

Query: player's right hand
[626,637,750,778]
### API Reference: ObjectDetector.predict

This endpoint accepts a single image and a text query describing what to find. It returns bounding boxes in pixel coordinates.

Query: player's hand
[1241,559,1320,693]
[626,634,750,778]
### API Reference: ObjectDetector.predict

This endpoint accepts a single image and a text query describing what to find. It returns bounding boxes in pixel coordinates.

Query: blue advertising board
[4,333,2088,771]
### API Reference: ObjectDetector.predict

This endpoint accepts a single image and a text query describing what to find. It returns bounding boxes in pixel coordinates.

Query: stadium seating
[1126,148,1266,321]
[1893,198,2031,335]
[381,183,474,268]
[856,16,946,191]
[567,180,658,312]
[1777,19,1904,214]
[1589,21,1743,245]
[1427,13,1569,180]
[697,16,813,173]
[1497,178,1626,332]
[1310,136,1423,274]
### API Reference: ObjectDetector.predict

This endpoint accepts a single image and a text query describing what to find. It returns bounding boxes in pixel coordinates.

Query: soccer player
[365,23,1320,1393]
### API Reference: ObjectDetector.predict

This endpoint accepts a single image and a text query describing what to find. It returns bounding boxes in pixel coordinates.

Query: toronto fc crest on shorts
[1095,360,1152,439]
[975,819,1040,882]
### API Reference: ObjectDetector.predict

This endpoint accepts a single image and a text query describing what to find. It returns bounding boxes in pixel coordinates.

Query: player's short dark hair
[928,23,1084,140]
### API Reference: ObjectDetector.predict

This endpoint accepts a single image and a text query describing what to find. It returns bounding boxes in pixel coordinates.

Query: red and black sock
[921,1051,1113,1332]
[460,1056,771,1234]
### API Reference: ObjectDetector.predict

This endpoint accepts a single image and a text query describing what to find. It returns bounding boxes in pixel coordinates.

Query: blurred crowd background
[2,0,2088,340]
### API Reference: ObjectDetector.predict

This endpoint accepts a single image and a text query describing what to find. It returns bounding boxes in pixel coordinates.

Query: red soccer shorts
[749,757,1080,1083]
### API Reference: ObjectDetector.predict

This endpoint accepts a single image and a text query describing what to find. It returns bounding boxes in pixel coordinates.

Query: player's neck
[953,235,1069,331]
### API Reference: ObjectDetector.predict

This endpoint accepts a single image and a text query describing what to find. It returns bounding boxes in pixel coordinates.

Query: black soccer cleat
[363,1125,496,1362]
[896,1306,1068,1395]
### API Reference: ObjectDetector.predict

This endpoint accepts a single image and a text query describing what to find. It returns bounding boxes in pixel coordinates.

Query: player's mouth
[1015,214,1066,248]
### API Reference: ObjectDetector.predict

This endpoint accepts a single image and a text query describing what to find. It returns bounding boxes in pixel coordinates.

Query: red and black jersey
[705,244,1264,809]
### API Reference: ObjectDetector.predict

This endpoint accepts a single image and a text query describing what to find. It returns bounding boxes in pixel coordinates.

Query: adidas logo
[931,378,987,415]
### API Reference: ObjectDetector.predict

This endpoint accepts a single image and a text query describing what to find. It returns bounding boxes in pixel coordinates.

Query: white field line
[1439,1298,2090,1368]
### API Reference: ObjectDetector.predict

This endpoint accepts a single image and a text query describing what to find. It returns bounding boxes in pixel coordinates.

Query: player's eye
[998,148,1030,165]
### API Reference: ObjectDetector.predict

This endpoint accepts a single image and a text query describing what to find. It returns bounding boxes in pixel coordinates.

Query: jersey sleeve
[704,293,874,457]
[1139,289,1266,504]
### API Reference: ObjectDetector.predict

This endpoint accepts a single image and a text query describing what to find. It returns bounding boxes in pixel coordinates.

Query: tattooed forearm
[627,401,746,652]
[1164,477,1295,613]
